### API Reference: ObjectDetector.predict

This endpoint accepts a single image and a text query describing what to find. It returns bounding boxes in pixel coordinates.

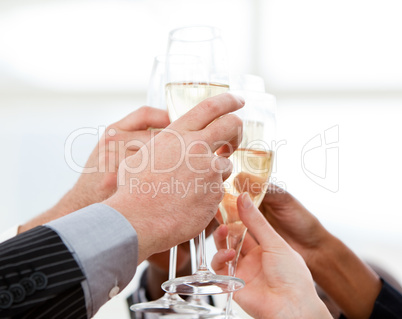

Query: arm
[1,93,244,318]
[0,204,137,319]
[19,107,170,234]
[309,233,381,318]
[259,185,382,319]
[46,204,138,317]
[212,193,332,319]
[366,279,402,318]
[0,226,87,318]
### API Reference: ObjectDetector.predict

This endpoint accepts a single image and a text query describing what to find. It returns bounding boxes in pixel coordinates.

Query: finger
[241,234,261,259]
[222,166,233,182]
[237,192,287,251]
[234,172,268,196]
[204,113,243,154]
[211,249,236,274]
[213,224,229,250]
[262,183,291,206]
[105,131,153,152]
[213,156,233,182]
[216,142,239,158]
[115,107,170,131]
[215,208,224,224]
[172,93,244,131]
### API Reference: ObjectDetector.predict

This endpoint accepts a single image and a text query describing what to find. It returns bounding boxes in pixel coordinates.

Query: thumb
[238,192,287,251]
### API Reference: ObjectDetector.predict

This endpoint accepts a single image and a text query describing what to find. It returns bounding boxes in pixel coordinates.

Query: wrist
[308,233,381,319]
[304,228,335,271]
[281,292,332,319]
[103,194,157,264]
[306,296,333,319]
[62,185,98,211]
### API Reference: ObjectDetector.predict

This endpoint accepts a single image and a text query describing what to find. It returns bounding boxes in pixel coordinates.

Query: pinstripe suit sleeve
[0,226,87,318]
[47,203,138,318]
[0,203,139,319]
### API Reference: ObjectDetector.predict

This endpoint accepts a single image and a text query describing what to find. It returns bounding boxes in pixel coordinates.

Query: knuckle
[104,126,118,143]
[105,124,114,134]
[215,156,231,171]
[187,141,208,154]
[136,106,152,118]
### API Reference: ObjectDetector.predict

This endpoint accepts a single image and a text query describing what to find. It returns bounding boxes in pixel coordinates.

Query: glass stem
[190,237,202,303]
[168,246,177,281]
[228,259,237,277]
[225,259,237,317]
[197,230,208,271]
[190,238,197,273]
[225,293,233,318]
[225,231,245,317]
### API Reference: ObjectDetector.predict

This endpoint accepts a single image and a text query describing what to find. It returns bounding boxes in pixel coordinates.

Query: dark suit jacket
[0,226,87,319]
[339,279,402,319]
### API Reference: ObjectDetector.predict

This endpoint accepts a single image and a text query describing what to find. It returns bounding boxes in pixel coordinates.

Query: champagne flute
[161,52,244,295]
[185,237,226,317]
[197,75,270,319]
[162,26,244,296]
[166,26,228,85]
[130,55,209,316]
[219,89,277,318]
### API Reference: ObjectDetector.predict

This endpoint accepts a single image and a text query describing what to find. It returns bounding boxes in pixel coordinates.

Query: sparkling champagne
[219,148,274,241]
[165,82,229,120]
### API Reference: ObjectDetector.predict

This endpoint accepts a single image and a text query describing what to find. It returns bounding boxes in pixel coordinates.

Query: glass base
[200,308,243,319]
[162,270,245,295]
[130,293,209,315]
[187,296,224,316]
[200,314,243,319]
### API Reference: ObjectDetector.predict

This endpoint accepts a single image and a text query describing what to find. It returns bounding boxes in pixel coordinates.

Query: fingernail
[241,192,253,209]
[224,249,233,255]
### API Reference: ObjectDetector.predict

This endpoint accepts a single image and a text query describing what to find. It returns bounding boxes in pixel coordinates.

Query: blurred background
[1,0,402,317]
